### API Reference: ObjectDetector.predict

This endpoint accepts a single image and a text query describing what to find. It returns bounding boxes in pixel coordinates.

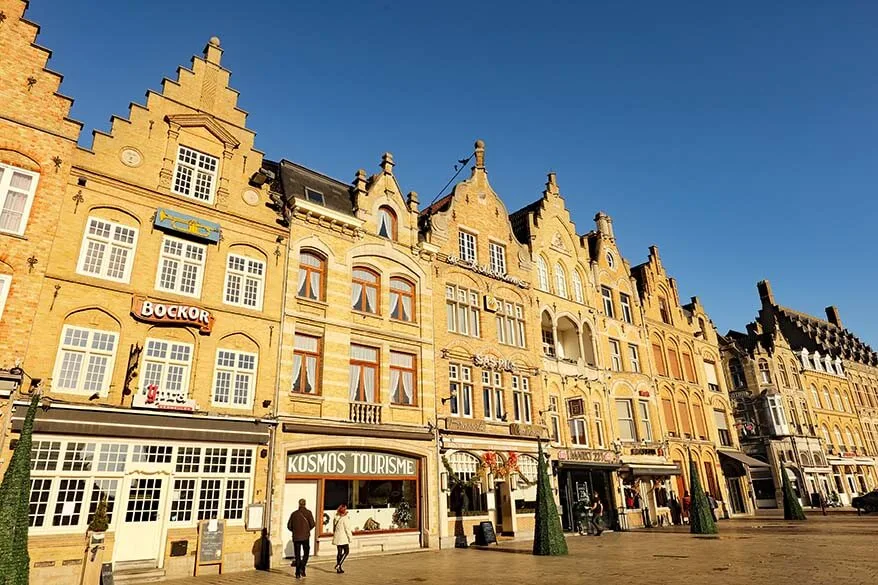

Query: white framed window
[512,376,532,423]
[489,242,506,274]
[446,285,480,338]
[609,339,622,371]
[549,396,561,443]
[212,349,257,408]
[155,236,206,297]
[28,438,254,532]
[536,256,549,291]
[554,263,568,298]
[496,301,526,348]
[601,286,615,318]
[172,145,218,203]
[593,403,605,448]
[606,251,615,268]
[448,363,473,417]
[224,253,265,310]
[377,206,397,239]
[458,230,477,263]
[572,271,584,303]
[304,187,324,205]
[616,399,636,441]
[76,217,138,282]
[482,371,505,421]
[620,293,633,324]
[0,274,11,320]
[52,326,118,395]
[567,398,588,446]
[628,344,640,373]
[0,162,39,236]
[638,400,653,442]
[140,338,193,404]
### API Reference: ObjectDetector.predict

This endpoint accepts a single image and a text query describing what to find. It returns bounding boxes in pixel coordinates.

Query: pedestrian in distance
[332,504,354,574]
[589,491,605,536]
[682,490,691,525]
[707,492,718,522]
[288,498,316,579]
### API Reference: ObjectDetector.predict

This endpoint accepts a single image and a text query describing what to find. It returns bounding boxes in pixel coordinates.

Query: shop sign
[444,255,530,289]
[287,450,418,477]
[473,354,517,373]
[131,296,215,333]
[483,294,502,313]
[445,418,487,433]
[558,449,620,465]
[638,390,650,397]
[509,423,545,438]
[132,387,198,413]
[154,207,221,242]
[626,446,664,457]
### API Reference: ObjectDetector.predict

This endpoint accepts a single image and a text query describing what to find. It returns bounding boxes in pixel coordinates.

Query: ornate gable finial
[474,139,486,171]
[545,172,559,197]
[380,152,395,175]
[204,36,223,66]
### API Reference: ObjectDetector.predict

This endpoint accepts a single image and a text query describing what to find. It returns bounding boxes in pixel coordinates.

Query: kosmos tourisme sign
[287,450,418,477]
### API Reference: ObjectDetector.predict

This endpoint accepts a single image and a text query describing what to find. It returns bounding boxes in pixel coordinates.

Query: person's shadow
[252,529,272,571]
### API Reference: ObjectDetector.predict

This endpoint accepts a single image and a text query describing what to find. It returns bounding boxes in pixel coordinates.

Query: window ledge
[290,393,325,403]
[294,296,328,308]
[0,231,28,241]
[389,318,418,326]
[352,309,382,319]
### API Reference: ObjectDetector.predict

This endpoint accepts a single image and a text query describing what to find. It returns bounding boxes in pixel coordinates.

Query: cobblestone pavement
[165,514,878,585]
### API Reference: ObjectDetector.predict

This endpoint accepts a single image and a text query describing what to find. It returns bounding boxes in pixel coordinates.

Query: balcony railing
[349,401,382,425]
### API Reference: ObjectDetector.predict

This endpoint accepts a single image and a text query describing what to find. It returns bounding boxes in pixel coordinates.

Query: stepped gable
[775,305,878,366]
[0,0,82,140]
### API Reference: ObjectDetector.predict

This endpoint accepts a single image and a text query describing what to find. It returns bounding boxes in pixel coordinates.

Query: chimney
[825,306,842,328]
[594,212,615,239]
[204,36,223,66]
[757,280,775,306]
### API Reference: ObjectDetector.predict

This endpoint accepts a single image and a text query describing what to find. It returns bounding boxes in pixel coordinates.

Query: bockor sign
[131,296,214,333]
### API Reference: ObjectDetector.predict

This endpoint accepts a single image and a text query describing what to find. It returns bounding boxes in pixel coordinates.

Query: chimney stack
[594,212,615,239]
[825,306,843,328]
[757,280,775,306]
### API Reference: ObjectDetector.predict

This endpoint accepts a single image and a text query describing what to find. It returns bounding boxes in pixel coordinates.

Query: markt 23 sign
[131,296,215,333]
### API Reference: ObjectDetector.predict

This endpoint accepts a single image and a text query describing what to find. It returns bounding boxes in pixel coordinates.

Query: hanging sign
[131,296,214,333]
[154,207,221,242]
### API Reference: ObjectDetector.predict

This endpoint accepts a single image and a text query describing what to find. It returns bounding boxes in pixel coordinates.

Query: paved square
[165,515,878,585]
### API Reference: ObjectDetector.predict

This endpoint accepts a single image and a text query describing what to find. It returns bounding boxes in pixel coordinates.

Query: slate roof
[508,199,543,245]
[275,159,355,217]
[775,306,878,366]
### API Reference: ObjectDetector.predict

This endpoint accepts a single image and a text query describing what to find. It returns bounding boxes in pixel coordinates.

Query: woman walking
[332,505,354,574]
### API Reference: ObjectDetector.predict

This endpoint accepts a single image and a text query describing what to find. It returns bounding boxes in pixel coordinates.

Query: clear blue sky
[28,0,878,345]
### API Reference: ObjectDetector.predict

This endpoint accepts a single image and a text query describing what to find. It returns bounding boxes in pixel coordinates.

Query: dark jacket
[288,506,316,541]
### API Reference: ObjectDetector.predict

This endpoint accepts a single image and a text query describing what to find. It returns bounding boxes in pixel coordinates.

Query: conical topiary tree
[532,441,568,556]
[0,393,40,585]
[89,496,110,533]
[781,468,806,521]
[688,459,718,535]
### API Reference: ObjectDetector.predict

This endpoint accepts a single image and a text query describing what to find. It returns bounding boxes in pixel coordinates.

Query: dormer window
[606,251,615,268]
[304,187,324,205]
[377,206,397,240]
[172,146,218,203]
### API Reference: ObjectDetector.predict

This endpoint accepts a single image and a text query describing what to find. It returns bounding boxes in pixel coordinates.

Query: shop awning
[620,463,681,477]
[718,449,770,468]
[10,402,273,444]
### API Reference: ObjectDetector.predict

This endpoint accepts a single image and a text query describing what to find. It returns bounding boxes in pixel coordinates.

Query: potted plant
[88,496,110,545]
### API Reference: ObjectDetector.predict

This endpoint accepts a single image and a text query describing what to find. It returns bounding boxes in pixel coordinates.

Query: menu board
[100,563,114,585]
[197,519,225,571]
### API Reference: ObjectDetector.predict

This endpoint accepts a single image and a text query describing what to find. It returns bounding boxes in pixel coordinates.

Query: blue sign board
[154,207,221,243]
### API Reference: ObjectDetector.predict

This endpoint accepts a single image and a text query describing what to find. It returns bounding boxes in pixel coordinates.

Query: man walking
[589,492,605,536]
[288,499,316,579]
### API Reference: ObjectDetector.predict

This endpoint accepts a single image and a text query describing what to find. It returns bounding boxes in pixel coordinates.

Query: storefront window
[514,455,539,513]
[323,479,418,534]
[447,451,487,516]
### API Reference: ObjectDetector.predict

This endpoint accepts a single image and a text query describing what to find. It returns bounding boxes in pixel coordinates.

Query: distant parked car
[851,490,878,513]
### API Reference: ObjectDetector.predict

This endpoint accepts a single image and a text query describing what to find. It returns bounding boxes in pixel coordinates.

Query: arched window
[758,359,771,384]
[832,388,843,411]
[593,403,606,448]
[351,267,380,314]
[834,427,845,450]
[298,250,326,301]
[777,361,790,387]
[390,277,415,322]
[810,385,821,409]
[554,263,568,298]
[0,162,39,236]
[821,425,831,446]
[447,451,486,515]
[377,206,397,240]
[729,358,746,389]
[572,270,584,303]
[606,251,615,268]
[822,386,832,410]
[841,390,852,413]
[789,360,802,389]
[537,256,549,291]
[845,428,856,452]
[658,296,671,324]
